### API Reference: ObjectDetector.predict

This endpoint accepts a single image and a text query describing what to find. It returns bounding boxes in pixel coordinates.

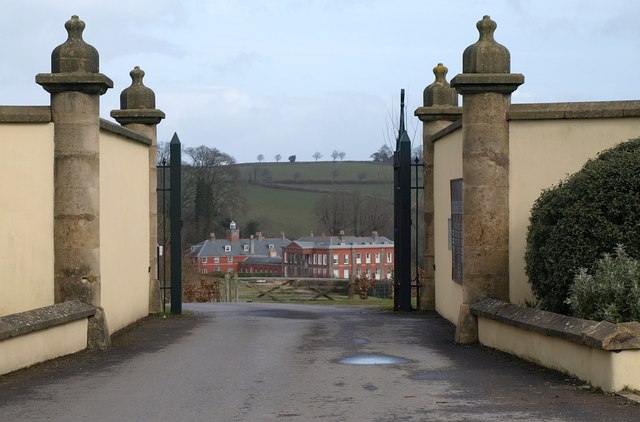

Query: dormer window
[243,244,249,252]
[224,245,231,252]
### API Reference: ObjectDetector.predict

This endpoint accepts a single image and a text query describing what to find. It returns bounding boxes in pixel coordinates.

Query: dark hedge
[525,137,640,314]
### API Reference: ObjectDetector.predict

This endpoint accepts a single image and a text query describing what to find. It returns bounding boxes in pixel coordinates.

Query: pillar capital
[36,15,112,95]
[111,66,165,125]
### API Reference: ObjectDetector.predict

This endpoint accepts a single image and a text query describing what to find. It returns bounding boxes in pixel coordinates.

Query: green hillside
[236,161,394,183]
[235,161,394,239]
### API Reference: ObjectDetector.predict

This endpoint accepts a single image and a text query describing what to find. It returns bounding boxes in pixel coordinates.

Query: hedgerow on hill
[525,137,640,314]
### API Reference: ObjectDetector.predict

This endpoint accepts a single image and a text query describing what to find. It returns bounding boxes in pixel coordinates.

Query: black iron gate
[393,90,423,312]
[157,133,183,314]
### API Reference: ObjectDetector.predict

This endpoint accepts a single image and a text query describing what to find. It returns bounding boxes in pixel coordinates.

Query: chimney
[250,235,255,255]
[209,232,216,239]
[339,230,345,241]
[281,231,285,239]
[256,231,263,240]
[269,245,276,258]
[227,220,240,242]
[372,231,379,242]
[310,231,314,237]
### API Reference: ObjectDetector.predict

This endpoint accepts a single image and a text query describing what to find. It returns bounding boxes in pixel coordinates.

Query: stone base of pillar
[454,303,478,344]
[87,307,111,350]
[420,277,436,311]
[149,279,163,314]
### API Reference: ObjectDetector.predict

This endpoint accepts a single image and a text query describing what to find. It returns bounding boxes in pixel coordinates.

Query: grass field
[235,161,395,239]
[241,184,321,238]
[236,161,394,183]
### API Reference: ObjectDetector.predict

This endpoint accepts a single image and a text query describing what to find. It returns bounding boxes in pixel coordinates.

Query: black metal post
[170,133,182,314]
[414,156,421,310]
[394,90,412,312]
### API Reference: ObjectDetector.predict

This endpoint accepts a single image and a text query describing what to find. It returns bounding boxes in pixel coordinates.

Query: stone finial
[424,63,458,107]
[120,66,156,110]
[462,15,510,74]
[111,67,165,125]
[51,15,99,74]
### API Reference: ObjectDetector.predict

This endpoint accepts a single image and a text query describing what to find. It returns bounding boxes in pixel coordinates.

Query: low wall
[470,298,640,392]
[0,301,95,376]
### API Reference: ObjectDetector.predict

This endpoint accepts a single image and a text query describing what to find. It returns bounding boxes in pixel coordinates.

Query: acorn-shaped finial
[51,15,99,74]
[462,15,510,74]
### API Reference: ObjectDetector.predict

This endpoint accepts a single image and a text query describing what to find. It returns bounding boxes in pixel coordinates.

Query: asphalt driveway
[0,303,637,421]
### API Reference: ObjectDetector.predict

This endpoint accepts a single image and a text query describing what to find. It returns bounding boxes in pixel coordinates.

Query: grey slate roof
[287,235,393,249]
[240,256,282,265]
[186,236,291,258]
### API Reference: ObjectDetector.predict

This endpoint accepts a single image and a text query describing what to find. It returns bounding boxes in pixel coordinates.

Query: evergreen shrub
[525,138,640,314]
[567,245,640,323]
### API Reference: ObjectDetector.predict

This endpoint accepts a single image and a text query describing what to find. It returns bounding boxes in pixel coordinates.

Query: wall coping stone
[428,119,462,143]
[0,106,51,123]
[429,100,640,143]
[0,300,95,341]
[100,118,151,146]
[509,100,640,120]
[470,298,640,351]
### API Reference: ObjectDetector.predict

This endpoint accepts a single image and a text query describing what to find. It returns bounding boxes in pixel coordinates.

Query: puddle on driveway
[338,354,412,365]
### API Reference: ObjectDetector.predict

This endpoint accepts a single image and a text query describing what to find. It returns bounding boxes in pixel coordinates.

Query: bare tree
[314,191,393,238]
[312,152,322,162]
[257,154,264,163]
[275,153,282,163]
[178,145,246,245]
[371,144,393,163]
[314,192,349,235]
[331,150,339,162]
[338,151,346,162]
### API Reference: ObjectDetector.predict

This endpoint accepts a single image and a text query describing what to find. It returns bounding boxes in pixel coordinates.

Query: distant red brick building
[282,232,394,280]
[186,221,290,276]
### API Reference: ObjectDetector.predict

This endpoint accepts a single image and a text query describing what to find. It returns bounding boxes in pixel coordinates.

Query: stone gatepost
[414,63,461,311]
[111,67,165,314]
[36,15,113,348]
[450,16,524,343]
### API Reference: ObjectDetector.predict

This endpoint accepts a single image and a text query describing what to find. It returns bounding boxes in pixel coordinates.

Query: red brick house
[186,221,290,275]
[282,232,394,280]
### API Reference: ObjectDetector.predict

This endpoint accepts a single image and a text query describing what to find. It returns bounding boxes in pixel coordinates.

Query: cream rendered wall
[508,118,640,305]
[433,130,463,325]
[100,131,150,333]
[0,123,54,316]
[0,319,88,376]
[477,317,640,392]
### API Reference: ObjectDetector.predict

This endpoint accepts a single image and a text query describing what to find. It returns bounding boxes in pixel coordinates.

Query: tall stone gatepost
[36,15,113,348]
[449,16,524,343]
[111,67,165,314]
[414,63,461,311]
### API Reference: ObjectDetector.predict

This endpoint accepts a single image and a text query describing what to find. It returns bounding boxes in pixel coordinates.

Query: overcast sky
[1,0,638,163]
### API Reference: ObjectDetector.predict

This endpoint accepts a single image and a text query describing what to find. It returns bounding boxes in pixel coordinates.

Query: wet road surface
[0,302,637,421]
